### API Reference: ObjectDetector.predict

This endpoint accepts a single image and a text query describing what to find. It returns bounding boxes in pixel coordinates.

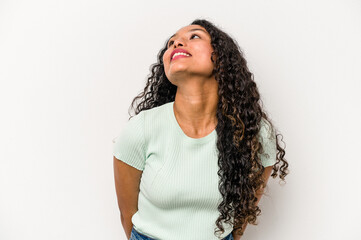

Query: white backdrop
[1,0,360,239]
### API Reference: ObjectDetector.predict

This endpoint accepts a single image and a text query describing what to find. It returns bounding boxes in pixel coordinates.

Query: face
[163,24,216,82]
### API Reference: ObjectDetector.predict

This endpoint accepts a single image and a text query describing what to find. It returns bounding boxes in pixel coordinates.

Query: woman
[113,19,289,240]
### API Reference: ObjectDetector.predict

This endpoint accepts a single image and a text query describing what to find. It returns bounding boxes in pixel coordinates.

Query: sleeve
[257,118,277,168]
[112,112,146,171]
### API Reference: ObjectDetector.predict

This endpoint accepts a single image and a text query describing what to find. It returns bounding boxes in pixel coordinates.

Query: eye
[167,34,201,48]
[190,34,200,39]
[167,40,174,48]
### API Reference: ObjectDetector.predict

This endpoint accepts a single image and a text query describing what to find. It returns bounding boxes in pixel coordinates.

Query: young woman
[113,19,289,240]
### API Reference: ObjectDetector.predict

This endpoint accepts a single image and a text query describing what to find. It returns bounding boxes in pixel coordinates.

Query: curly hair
[127,18,289,238]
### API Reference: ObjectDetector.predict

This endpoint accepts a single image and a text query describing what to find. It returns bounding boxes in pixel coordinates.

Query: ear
[211,51,219,73]
[211,51,217,63]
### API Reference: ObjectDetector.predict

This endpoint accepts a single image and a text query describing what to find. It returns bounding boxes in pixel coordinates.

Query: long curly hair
[127,18,289,238]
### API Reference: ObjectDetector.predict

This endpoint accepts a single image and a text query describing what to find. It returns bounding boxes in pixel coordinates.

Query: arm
[113,156,143,239]
[232,165,274,240]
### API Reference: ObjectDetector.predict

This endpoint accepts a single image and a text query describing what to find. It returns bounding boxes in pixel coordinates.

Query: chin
[167,68,190,79]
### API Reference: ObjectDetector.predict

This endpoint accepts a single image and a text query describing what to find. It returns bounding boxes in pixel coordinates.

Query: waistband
[131,226,233,240]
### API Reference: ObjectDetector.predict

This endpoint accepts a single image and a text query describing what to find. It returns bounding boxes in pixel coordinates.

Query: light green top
[113,101,277,240]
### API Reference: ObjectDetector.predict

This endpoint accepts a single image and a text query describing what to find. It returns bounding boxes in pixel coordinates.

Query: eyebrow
[168,28,208,42]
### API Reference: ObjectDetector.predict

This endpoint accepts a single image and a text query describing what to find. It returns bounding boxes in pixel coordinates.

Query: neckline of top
[166,101,217,144]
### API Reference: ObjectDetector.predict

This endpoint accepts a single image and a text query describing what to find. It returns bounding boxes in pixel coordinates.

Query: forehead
[169,24,209,39]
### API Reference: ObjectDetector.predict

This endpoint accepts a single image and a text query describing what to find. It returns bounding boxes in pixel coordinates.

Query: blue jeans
[129,226,234,240]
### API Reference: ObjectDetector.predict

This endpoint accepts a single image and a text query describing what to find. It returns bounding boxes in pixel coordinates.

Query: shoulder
[122,102,171,140]
[259,117,275,140]
[141,102,171,122]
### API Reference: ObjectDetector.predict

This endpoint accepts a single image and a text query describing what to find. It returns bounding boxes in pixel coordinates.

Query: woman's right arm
[113,156,143,239]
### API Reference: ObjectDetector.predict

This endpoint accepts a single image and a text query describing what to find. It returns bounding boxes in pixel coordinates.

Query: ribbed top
[112,101,277,240]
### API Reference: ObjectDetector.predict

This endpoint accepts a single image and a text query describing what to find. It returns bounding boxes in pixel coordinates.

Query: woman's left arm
[232,165,274,240]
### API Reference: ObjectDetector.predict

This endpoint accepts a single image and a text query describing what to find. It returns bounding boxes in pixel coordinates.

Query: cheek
[199,52,214,67]
[163,52,170,65]
[163,56,169,69]
[197,46,213,61]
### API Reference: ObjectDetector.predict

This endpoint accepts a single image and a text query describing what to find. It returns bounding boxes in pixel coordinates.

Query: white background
[1,0,360,239]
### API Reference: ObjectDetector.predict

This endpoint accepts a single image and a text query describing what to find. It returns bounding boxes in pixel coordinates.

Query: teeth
[172,52,190,59]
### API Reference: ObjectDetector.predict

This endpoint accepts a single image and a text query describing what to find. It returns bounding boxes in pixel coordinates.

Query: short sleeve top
[112,101,277,240]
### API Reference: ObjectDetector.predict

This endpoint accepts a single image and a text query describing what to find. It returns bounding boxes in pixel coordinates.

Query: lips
[170,48,191,62]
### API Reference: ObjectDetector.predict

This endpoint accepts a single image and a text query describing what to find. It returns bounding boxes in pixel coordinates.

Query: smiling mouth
[171,53,191,62]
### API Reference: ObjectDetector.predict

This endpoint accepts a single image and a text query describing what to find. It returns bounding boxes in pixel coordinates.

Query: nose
[172,38,184,48]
